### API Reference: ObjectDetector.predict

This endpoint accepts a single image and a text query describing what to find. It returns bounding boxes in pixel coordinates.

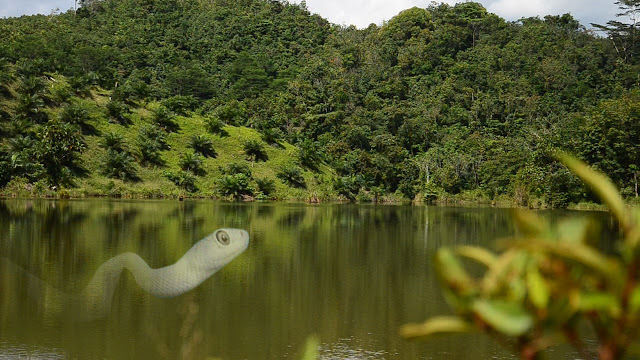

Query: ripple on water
[319,338,389,360]
[0,343,65,359]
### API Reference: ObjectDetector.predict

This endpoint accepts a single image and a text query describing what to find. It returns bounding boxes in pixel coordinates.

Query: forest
[0,0,638,206]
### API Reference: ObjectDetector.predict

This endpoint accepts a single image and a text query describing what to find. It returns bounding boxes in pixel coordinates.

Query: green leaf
[570,292,620,317]
[482,249,522,294]
[400,316,474,340]
[548,243,621,283]
[527,266,550,309]
[626,208,640,248]
[472,299,533,337]
[435,248,474,293]
[456,246,498,268]
[300,335,320,360]
[513,210,548,237]
[630,286,640,314]
[555,152,629,232]
[556,217,598,244]
[508,278,527,303]
[514,241,622,286]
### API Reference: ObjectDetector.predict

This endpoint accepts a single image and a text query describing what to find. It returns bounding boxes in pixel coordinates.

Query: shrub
[223,163,252,177]
[8,149,43,182]
[101,149,138,181]
[68,75,92,96]
[9,134,36,151]
[8,115,32,135]
[112,76,149,103]
[333,175,363,201]
[15,94,47,123]
[137,139,164,167]
[179,152,205,176]
[138,125,170,150]
[213,100,247,126]
[17,76,45,96]
[0,67,13,99]
[137,125,169,166]
[277,165,306,188]
[165,170,198,193]
[204,116,228,136]
[48,80,73,105]
[15,58,46,78]
[59,101,96,134]
[101,132,125,152]
[35,120,86,186]
[151,106,179,133]
[261,127,284,146]
[298,139,323,171]
[7,136,43,181]
[162,95,198,116]
[0,150,11,187]
[255,177,276,197]
[189,135,216,158]
[401,153,640,360]
[217,173,253,200]
[106,99,131,125]
[243,139,268,162]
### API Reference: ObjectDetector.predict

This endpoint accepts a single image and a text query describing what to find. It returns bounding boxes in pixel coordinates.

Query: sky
[0,0,623,29]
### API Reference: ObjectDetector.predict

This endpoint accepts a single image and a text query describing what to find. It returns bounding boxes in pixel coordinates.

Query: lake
[0,199,592,359]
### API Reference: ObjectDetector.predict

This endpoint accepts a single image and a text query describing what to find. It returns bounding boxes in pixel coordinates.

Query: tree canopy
[0,0,638,205]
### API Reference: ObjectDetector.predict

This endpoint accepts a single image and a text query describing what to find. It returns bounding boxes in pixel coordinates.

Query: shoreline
[0,190,614,211]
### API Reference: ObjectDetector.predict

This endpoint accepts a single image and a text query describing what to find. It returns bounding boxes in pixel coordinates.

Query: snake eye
[216,231,230,245]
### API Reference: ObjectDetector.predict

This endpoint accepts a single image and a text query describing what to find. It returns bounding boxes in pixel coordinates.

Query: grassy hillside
[0,76,340,200]
[1,0,638,206]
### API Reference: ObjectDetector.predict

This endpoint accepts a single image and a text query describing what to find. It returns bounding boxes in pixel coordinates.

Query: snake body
[2,228,249,321]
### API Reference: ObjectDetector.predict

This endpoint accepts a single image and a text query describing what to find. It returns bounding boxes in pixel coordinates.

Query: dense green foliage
[217,163,254,199]
[188,134,217,158]
[0,0,638,203]
[243,139,268,162]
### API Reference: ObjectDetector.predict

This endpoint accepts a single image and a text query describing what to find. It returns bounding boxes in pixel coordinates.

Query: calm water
[0,199,595,359]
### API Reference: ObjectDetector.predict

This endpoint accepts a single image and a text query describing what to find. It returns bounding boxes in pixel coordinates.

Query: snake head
[207,228,249,269]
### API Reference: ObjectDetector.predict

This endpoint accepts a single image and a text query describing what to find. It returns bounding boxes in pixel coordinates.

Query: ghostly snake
[1,228,249,321]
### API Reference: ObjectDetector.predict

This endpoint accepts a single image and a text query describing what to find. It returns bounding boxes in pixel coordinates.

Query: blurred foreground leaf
[400,316,473,340]
[570,292,620,317]
[404,153,640,359]
[300,335,320,360]
[555,152,628,232]
[456,246,498,268]
[435,248,474,294]
[526,266,549,309]
[472,300,533,337]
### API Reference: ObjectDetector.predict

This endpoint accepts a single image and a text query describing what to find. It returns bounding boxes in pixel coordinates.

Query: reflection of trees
[170,201,205,236]
[423,207,514,249]
[256,204,275,219]
[0,199,532,359]
[169,201,196,218]
[99,202,140,249]
[0,200,88,281]
[276,209,306,227]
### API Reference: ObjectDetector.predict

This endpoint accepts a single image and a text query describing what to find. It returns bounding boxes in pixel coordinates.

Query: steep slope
[0,0,638,206]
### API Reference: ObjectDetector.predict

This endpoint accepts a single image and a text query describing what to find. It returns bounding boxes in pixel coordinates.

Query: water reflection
[0,199,596,359]
[3,230,248,326]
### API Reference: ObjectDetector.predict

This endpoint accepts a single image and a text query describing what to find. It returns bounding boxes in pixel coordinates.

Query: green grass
[68,97,337,200]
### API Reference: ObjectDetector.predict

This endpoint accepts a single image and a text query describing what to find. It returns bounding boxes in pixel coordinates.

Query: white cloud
[487,0,553,18]
[294,0,619,28]
[486,0,618,25]
[0,0,621,28]
[297,0,454,27]
[0,0,74,18]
